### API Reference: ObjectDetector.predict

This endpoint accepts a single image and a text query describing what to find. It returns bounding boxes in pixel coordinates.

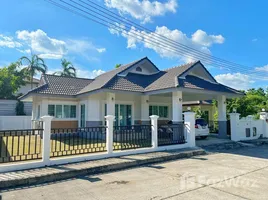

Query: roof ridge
[164,60,199,71]
[44,74,94,81]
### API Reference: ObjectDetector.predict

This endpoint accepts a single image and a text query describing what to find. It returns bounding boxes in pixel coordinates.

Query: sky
[0,0,268,91]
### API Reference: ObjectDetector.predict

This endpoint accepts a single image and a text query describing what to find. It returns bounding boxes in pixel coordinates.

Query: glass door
[119,104,132,126]
[80,104,86,127]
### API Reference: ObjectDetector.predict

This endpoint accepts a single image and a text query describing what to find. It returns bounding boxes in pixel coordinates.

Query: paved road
[2,145,268,200]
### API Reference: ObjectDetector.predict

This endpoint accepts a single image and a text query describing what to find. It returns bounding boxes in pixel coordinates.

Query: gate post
[41,115,53,166]
[260,110,268,138]
[105,115,115,155]
[229,113,240,141]
[183,112,196,147]
[150,115,159,149]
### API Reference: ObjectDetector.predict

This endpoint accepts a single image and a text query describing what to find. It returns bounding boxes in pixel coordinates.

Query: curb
[0,148,206,190]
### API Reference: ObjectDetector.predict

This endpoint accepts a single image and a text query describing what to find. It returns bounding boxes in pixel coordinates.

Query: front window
[149,105,168,118]
[48,104,77,119]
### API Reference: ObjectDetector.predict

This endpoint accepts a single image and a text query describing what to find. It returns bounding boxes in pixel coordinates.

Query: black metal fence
[0,129,43,163]
[50,127,107,157]
[158,123,186,146]
[113,125,152,150]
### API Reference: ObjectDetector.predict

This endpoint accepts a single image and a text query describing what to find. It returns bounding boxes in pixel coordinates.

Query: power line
[45,0,267,80]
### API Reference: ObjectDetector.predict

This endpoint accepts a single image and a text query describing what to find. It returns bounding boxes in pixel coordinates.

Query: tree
[115,64,122,69]
[54,59,76,77]
[0,63,26,99]
[19,55,47,89]
[15,100,26,115]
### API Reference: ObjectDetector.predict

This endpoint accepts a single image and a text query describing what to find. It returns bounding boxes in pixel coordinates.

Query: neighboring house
[21,57,243,137]
[0,78,39,116]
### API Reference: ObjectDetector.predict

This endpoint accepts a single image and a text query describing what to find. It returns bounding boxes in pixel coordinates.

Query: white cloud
[11,29,106,59]
[0,34,22,48]
[215,73,255,90]
[16,29,67,59]
[255,65,268,72]
[96,48,106,53]
[110,25,224,62]
[191,29,224,47]
[105,0,178,24]
[77,69,105,78]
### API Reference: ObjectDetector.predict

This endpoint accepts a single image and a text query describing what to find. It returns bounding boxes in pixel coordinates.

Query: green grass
[0,135,151,163]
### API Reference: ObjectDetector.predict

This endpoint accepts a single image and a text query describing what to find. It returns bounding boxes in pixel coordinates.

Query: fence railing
[113,125,152,150]
[50,127,107,157]
[158,123,186,146]
[0,129,43,163]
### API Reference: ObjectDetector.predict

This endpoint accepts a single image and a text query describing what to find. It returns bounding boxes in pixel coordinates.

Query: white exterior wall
[15,83,38,95]
[230,114,266,141]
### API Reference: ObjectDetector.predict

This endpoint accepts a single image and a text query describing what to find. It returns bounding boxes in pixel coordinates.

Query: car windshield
[196,119,207,126]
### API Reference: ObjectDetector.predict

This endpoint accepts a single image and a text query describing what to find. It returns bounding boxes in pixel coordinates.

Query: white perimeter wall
[0,116,32,130]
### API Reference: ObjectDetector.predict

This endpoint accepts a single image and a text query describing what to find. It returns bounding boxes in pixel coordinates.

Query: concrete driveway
[2,145,268,200]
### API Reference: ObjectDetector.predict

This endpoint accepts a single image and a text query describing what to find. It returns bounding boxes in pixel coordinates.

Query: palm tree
[54,59,76,77]
[19,55,47,89]
[115,64,122,69]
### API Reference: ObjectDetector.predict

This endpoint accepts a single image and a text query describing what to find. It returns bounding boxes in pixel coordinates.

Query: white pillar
[32,99,37,120]
[260,111,268,138]
[172,91,183,122]
[229,113,240,141]
[183,112,195,147]
[217,95,227,121]
[106,93,115,116]
[41,99,48,116]
[141,95,150,124]
[217,95,227,138]
[105,115,115,154]
[150,115,159,148]
[41,115,53,166]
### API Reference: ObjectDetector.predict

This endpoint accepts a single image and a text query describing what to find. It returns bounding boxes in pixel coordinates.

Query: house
[0,78,39,116]
[20,57,243,138]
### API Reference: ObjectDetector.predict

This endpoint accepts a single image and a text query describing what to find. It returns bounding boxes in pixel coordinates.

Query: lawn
[0,135,151,163]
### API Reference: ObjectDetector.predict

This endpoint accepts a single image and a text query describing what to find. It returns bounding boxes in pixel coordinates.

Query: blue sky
[0,0,268,90]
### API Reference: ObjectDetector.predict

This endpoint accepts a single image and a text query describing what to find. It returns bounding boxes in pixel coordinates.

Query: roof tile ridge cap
[164,60,199,71]
[45,73,94,81]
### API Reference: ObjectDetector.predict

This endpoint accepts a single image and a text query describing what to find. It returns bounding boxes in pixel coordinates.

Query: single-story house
[21,57,243,137]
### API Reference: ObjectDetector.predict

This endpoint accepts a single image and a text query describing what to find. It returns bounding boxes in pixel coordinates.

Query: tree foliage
[227,88,268,118]
[54,59,76,77]
[16,100,26,115]
[0,63,26,99]
[19,55,47,89]
[115,64,122,69]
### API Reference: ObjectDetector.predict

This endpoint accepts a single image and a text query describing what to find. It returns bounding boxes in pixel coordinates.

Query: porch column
[217,95,227,138]
[31,99,37,120]
[106,93,115,116]
[41,99,48,117]
[141,95,150,124]
[172,91,183,123]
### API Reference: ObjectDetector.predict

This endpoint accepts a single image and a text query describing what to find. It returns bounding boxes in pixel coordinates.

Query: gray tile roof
[23,74,93,96]
[78,57,148,94]
[20,57,243,100]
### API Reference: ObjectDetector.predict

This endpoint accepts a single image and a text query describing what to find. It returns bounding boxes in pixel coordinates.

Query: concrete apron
[0,147,205,190]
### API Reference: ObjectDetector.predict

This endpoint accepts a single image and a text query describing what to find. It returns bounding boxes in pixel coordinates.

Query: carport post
[183,112,196,147]
[105,115,115,154]
[41,115,54,166]
[150,115,159,148]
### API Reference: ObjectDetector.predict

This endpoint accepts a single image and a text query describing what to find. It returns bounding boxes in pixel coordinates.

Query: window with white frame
[48,105,76,118]
[149,105,168,118]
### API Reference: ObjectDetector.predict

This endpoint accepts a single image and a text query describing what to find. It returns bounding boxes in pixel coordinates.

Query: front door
[80,104,86,127]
